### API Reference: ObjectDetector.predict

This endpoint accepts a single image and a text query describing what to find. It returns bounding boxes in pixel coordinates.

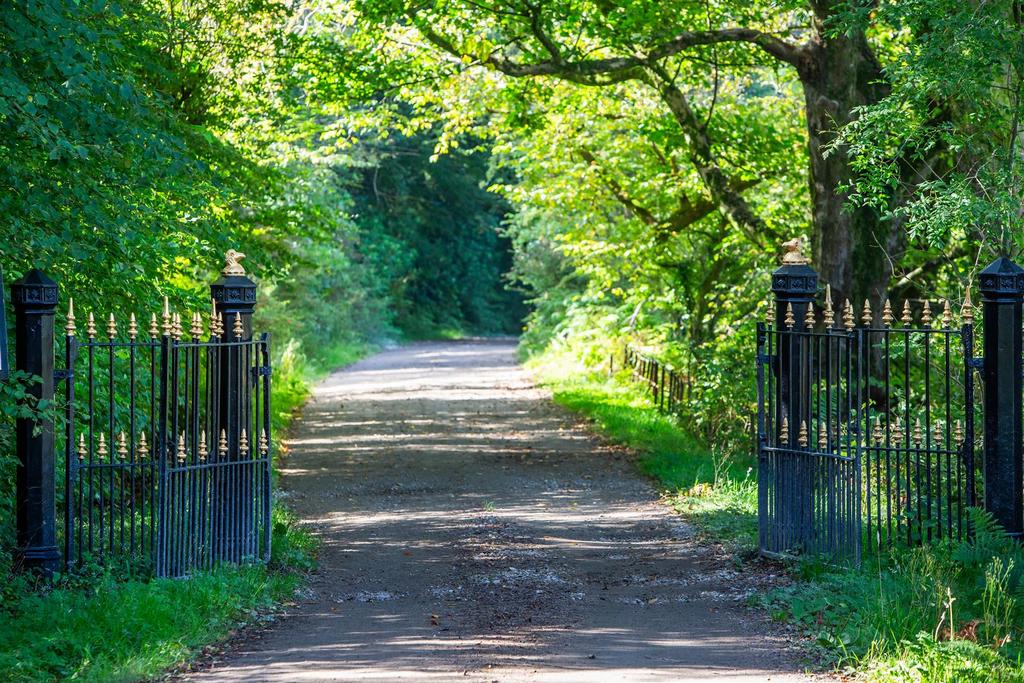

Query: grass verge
[0,338,370,682]
[529,345,1024,683]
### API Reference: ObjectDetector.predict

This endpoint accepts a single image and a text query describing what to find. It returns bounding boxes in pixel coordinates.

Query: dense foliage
[0,0,521,574]
[2,0,1023,678]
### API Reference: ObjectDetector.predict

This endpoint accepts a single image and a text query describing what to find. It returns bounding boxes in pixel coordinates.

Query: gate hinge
[54,369,73,381]
[756,353,774,365]
[968,357,984,370]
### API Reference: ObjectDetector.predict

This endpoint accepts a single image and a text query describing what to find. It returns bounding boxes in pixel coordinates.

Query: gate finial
[223,249,247,276]
[780,238,810,265]
[960,289,974,325]
[843,299,855,330]
[798,420,809,447]
[861,299,873,326]
[882,299,894,327]
[66,299,77,337]
[822,285,835,327]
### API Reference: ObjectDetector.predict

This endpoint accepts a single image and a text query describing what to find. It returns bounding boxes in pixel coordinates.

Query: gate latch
[54,368,73,381]
[251,366,272,381]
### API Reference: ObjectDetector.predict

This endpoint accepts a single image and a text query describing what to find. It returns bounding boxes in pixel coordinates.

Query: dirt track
[188,340,814,682]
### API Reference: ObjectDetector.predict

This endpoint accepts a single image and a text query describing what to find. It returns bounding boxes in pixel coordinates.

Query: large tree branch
[576,148,761,240]
[641,64,770,246]
[412,15,805,86]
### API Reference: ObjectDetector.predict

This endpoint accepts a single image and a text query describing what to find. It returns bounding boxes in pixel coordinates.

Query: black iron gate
[756,251,979,563]
[59,301,273,577]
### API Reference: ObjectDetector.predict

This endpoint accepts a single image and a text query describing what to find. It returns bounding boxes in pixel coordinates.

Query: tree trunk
[798,32,897,308]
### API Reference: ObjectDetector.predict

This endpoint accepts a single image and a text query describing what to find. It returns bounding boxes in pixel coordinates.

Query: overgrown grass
[0,336,370,681]
[761,514,1024,682]
[530,345,1024,682]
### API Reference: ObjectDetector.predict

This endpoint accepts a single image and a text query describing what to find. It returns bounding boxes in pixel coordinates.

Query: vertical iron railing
[12,251,278,578]
[755,243,985,563]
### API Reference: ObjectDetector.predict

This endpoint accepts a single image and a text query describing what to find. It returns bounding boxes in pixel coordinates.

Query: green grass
[529,346,1024,682]
[0,513,312,682]
[0,337,370,682]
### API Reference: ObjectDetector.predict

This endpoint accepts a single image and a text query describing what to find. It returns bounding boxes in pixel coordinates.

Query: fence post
[772,246,818,446]
[770,242,818,551]
[979,256,1024,538]
[210,250,258,561]
[11,270,60,575]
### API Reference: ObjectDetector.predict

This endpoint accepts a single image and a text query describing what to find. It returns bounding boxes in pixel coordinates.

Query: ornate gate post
[770,240,818,552]
[979,256,1024,538]
[11,270,61,575]
[210,250,258,561]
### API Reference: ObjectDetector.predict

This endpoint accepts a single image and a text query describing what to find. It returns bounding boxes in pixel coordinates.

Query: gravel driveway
[187,340,815,682]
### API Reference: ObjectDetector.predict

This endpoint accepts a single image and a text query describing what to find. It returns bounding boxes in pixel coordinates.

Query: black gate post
[210,250,257,561]
[770,241,818,552]
[11,270,61,575]
[979,256,1024,538]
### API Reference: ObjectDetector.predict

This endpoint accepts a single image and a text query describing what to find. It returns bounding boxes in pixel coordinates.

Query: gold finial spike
[779,416,790,444]
[798,421,809,448]
[128,313,138,340]
[784,303,795,328]
[190,312,203,339]
[804,302,816,329]
[97,432,108,458]
[922,300,933,325]
[961,289,974,326]
[223,249,247,276]
[259,429,269,456]
[862,299,873,326]
[66,298,77,337]
[87,312,97,339]
[217,312,225,337]
[933,421,943,447]
[818,422,828,450]
[219,429,228,458]
[210,299,219,337]
[149,312,158,338]
[138,431,149,459]
[239,429,250,456]
[107,313,117,339]
[912,418,923,446]
[162,297,172,336]
[117,431,128,460]
[843,299,855,330]
[199,431,208,462]
[177,433,187,463]
[765,303,775,325]
[901,300,913,326]
[954,420,964,446]
[942,300,953,328]
[823,285,835,327]
[171,312,183,341]
[77,434,87,461]
[233,312,244,339]
[872,417,883,443]
[892,417,904,443]
[882,299,894,327]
